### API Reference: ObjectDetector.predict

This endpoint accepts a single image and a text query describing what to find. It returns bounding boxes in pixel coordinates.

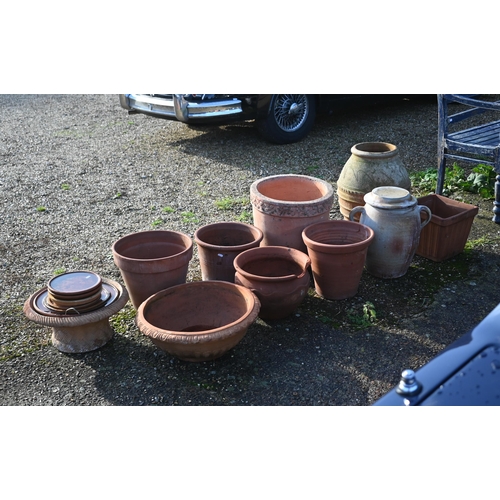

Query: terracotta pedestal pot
[23,279,129,353]
[112,230,193,309]
[234,246,311,320]
[302,220,374,300]
[136,281,260,362]
[250,174,334,253]
[194,222,263,282]
[349,187,432,278]
[337,142,411,221]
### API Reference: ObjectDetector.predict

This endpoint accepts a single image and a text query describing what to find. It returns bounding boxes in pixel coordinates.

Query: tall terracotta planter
[302,220,374,300]
[337,142,411,220]
[194,222,263,282]
[112,230,193,309]
[136,281,260,362]
[250,174,334,253]
[234,246,311,320]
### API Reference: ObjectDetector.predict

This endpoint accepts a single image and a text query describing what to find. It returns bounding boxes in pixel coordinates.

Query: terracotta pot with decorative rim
[194,222,263,282]
[234,245,311,320]
[136,281,260,362]
[250,174,334,253]
[302,220,374,300]
[112,230,193,309]
[337,142,411,221]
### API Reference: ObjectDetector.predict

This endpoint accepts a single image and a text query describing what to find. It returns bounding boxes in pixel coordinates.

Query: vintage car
[119,94,404,144]
[374,303,500,406]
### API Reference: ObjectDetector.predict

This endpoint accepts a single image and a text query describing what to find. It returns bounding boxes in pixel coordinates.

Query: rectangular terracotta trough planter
[416,194,479,262]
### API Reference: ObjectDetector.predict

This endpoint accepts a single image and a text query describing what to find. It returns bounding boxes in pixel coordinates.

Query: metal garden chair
[437,94,500,223]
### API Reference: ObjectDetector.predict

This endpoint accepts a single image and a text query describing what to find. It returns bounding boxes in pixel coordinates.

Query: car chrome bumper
[119,94,245,122]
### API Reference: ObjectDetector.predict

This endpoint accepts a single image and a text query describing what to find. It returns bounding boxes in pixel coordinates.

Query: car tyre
[256,94,316,144]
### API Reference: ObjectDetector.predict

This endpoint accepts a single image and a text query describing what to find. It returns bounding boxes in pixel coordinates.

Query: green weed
[181,211,199,224]
[411,163,495,199]
[347,301,378,329]
[162,206,175,214]
[237,210,253,223]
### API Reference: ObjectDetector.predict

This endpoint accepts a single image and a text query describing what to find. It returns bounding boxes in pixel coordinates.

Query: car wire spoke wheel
[272,94,310,132]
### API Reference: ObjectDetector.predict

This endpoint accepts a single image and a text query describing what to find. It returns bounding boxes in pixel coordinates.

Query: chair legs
[436,149,447,195]
[493,149,500,224]
[493,174,500,224]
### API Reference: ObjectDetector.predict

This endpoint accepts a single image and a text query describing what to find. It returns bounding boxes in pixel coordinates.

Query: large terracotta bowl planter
[112,230,193,309]
[136,281,260,362]
[250,174,334,252]
[302,220,374,300]
[194,222,263,282]
[234,246,311,320]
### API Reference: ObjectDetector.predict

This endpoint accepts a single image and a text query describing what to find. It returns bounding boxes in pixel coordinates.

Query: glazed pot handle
[349,206,365,221]
[419,205,432,228]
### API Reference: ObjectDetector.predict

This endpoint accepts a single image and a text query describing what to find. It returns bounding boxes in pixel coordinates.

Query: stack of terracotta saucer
[44,271,111,314]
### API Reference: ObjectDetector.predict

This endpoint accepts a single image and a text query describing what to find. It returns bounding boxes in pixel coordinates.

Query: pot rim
[364,186,416,209]
[302,220,375,254]
[250,174,334,208]
[351,142,398,158]
[112,230,193,263]
[136,281,260,342]
[234,245,311,282]
[194,222,263,250]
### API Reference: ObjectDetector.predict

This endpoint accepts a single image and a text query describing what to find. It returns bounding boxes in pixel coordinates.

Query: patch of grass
[61,183,71,191]
[465,236,500,252]
[162,206,175,214]
[214,196,250,211]
[36,206,46,212]
[151,219,164,228]
[306,165,320,174]
[237,210,253,223]
[181,211,199,224]
[53,268,66,275]
[110,305,137,335]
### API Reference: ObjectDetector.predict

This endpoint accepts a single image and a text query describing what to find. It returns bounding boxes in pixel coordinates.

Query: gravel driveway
[1,94,499,406]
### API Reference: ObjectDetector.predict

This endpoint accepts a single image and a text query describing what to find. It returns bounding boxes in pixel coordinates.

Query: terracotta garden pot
[337,142,411,221]
[234,246,311,320]
[136,281,260,362]
[302,220,374,300]
[416,194,478,262]
[112,230,193,309]
[194,222,263,282]
[250,174,334,253]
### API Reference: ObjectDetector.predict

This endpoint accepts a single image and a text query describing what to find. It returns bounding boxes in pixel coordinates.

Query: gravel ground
[1,94,500,406]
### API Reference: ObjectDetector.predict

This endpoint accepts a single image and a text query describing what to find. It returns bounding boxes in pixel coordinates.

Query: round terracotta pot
[194,222,263,282]
[234,246,311,320]
[250,174,334,252]
[337,142,411,221]
[112,230,193,309]
[136,281,260,362]
[302,220,375,300]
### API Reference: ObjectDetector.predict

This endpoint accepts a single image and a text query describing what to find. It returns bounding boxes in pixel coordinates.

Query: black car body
[374,303,500,406]
[119,94,403,144]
